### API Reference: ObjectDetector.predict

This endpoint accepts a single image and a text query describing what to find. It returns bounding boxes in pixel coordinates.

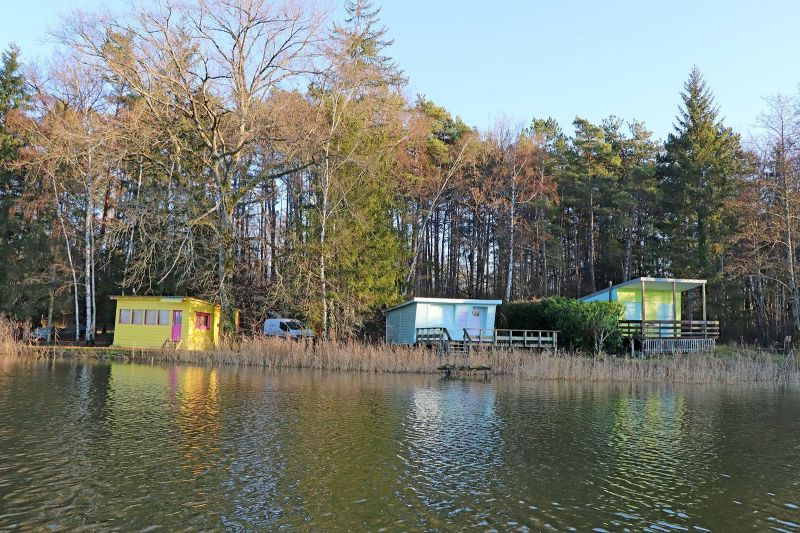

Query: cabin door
[469,306,486,336]
[657,303,673,337]
[171,310,182,342]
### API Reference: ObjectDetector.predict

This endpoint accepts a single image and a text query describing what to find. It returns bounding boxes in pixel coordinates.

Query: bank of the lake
[8,336,800,385]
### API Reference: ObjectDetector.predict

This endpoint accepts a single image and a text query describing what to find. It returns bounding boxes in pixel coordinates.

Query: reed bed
[5,331,798,385]
[0,315,16,355]
[0,315,45,358]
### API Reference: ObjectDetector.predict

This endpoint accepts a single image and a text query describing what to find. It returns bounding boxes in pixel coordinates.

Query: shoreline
[4,338,799,385]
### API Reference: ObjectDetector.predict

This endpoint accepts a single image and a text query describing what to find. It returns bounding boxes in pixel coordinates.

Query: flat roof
[579,277,706,301]
[109,295,217,306]
[384,297,503,314]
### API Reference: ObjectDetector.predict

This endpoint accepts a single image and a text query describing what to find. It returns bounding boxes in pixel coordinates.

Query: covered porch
[581,277,720,354]
[616,278,718,340]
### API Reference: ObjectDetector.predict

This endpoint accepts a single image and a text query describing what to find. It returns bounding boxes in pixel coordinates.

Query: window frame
[158,310,170,325]
[195,312,211,331]
[132,309,144,325]
[145,310,157,325]
[119,309,131,324]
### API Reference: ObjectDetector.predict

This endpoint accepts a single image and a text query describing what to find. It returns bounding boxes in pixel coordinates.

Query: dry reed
[28,336,799,385]
[0,315,46,358]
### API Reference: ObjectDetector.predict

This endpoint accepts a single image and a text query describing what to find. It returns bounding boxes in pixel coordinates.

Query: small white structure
[383,297,502,345]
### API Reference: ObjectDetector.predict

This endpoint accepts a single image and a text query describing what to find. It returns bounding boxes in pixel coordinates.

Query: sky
[4,0,800,140]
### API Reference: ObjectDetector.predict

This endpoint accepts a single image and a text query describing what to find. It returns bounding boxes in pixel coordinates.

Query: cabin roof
[109,295,216,306]
[579,277,706,301]
[383,297,503,314]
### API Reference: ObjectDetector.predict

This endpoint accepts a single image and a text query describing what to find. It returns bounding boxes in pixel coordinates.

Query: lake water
[0,357,798,531]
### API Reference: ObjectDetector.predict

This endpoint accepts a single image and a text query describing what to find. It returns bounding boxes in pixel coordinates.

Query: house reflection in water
[404,382,503,510]
[598,388,718,523]
[171,366,222,478]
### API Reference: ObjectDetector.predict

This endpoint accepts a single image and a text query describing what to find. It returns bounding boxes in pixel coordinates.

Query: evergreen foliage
[500,298,624,353]
[0,3,795,346]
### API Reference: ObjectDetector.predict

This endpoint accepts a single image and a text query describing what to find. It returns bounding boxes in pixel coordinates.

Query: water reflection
[0,358,798,531]
[403,382,503,528]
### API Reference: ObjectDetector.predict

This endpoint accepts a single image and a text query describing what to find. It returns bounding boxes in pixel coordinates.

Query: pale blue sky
[4,0,799,139]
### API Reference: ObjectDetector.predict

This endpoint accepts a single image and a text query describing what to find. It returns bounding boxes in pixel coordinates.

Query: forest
[0,0,798,345]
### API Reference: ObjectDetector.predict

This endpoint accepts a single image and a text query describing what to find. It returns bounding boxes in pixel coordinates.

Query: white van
[263,318,314,339]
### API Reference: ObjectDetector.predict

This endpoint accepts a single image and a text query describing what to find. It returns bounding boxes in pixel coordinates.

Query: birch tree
[60,0,322,336]
[21,60,115,343]
[755,94,800,334]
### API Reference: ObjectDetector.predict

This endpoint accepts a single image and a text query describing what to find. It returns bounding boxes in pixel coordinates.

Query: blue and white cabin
[383,297,502,345]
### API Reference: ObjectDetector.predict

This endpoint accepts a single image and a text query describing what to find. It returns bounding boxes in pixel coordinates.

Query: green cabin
[580,277,718,352]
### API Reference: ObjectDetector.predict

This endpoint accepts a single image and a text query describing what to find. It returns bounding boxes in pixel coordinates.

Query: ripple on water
[0,359,798,531]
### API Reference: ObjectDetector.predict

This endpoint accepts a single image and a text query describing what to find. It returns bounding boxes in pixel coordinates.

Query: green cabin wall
[615,288,682,321]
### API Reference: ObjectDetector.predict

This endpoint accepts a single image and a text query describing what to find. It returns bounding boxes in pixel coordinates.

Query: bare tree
[20,59,115,343]
[755,94,800,334]
[60,0,323,336]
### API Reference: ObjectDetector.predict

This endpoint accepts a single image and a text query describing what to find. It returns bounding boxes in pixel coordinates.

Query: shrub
[500,297,623,353]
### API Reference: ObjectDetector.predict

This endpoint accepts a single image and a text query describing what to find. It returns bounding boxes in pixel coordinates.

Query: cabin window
[624,302,642,320]
[195,312,211,331]
[145,310,157,325]
[158,310,170,325]
[132,310,144,324]
[119,309,131,324]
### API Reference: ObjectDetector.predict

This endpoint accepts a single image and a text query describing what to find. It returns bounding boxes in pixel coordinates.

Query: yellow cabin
[111,296,232,350]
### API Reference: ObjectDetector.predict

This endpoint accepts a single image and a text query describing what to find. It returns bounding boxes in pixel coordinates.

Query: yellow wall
[616,289,682,321]
[186,299,220,351]
[112,297,225,350]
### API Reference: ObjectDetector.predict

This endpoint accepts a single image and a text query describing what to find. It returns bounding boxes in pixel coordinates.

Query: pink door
[171,310,182,342]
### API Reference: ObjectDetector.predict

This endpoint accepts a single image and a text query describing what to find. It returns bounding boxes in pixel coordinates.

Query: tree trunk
[54,180,80,342]
[46,287,54,344]
[504,176,516,302]
[588,186,596,292]
[84,181,94,344]
[751,275,768,344]
[780,171,800,333]
[320,153,331,339]
[624,206,636,280]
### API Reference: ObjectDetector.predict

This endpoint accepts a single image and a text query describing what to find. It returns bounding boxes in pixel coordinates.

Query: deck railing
[415,327,452,351]
[414,327,558,351]
[619,320,720,339]
[462,328,558,349]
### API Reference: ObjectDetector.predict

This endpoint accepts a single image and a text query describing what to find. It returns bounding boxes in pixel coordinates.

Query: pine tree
[566,118,620,293]
[658,67,746,279]
[309,0,406,337]
[0,43,44,316]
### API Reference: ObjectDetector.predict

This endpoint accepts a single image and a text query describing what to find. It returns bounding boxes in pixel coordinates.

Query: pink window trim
[195,312,211,331]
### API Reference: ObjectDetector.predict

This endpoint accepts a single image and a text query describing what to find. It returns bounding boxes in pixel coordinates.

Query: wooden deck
[416,327,557,353]
[620,320,719,354]
[619,320,720,339]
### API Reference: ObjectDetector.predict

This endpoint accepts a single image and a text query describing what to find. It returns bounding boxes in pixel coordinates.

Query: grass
[2,321,798,385]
